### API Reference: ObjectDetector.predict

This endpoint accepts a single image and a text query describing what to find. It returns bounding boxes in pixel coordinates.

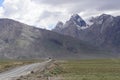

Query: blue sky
[0,0,4,6]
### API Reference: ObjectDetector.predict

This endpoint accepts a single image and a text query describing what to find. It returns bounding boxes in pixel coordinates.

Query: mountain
[53,14,88,37]
[52,21,64,32]
[0,18,112,59]
[53,14,120,53]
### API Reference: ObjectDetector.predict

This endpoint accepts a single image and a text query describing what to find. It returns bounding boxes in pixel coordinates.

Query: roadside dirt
[15,61,63,80]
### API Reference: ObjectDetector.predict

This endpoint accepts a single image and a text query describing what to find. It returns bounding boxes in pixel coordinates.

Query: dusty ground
[15,61,63,80]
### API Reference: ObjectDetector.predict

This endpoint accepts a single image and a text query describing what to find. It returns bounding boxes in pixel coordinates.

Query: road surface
[0,59,52,80]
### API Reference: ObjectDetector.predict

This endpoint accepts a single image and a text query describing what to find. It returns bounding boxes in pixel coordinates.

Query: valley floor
[1,59,120,80]
[0,60,43,73]
[54,59,120,80]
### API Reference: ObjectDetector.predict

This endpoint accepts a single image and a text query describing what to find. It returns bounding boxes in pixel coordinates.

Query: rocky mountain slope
[0,18,111,59]
[53,14,88,37]
[53,14,120,53]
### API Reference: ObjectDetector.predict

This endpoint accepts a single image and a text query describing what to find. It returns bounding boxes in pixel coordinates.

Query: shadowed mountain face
[0,18,113,59]
[53,14,120,53]
[53,14,87,38]
[0,17,120,59]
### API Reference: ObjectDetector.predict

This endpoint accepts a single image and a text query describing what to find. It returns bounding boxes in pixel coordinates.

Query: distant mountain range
[0,13,120,59]
[53,14,120,53]
[0,18,109,59]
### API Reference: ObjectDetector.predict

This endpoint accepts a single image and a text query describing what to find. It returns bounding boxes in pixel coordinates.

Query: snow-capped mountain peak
[70,14,87,27]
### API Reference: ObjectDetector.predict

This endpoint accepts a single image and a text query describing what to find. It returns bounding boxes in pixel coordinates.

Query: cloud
[0,7,4,16]
[0,0,120,30]
[33,0,120,11]
[2,0,44,25]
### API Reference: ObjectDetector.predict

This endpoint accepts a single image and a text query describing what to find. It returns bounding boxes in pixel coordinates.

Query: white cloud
[2,0,44,24]
[0,7,4,17]
[0,0,120,30]
[0,0,71,30]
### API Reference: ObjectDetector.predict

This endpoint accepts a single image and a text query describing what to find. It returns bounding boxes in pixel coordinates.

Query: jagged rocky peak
[99,14,112,17]
[98,14,114,20]
[89,14,114,25]
[52,21,64,32]
[98,14,113,19]
[55,21,64,28]
[53,14,88,33]
[70,14,87,27]
[70,14,82,21]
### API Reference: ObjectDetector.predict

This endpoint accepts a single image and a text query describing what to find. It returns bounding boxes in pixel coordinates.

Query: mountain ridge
[0,18,112,59]
[53,14,120,53]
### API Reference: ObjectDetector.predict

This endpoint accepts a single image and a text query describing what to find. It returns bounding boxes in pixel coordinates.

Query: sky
[0,0,120,30]
[0,0,3,6]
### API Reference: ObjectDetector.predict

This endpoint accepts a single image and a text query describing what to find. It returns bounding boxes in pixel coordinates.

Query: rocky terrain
[0,14,120,59]
[53,14,120,53]
[15,61,62,80]
[0,18,111,59]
